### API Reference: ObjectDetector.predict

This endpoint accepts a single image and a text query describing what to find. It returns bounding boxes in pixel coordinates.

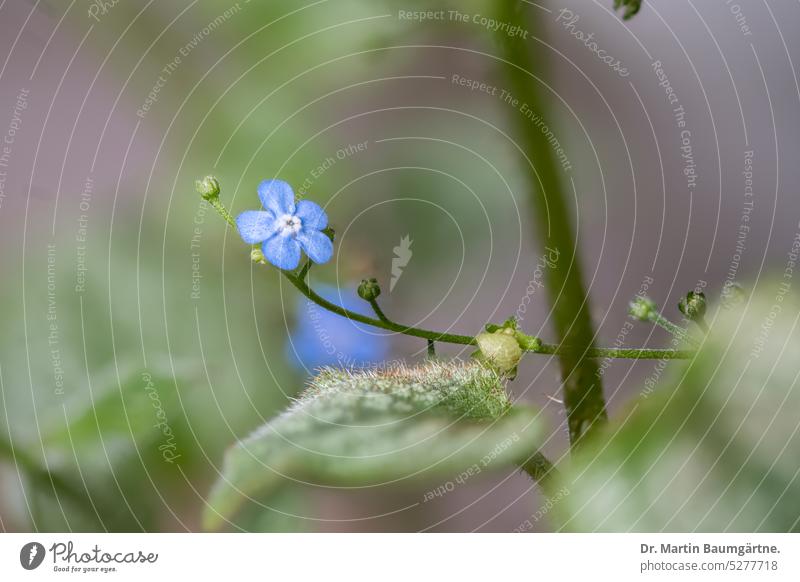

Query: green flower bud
[195,175,220,201]
[357,278,381,301]
[629,296,657,321]
[678,291,707,320]
[251,247,267,265]
[475,331,522,375]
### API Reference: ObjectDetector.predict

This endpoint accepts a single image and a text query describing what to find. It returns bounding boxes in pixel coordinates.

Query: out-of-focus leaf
[230,487,312,533]
[0,222,293,530]
[40,361,188,473]
[553,285,800,531]
[204,361,543,530]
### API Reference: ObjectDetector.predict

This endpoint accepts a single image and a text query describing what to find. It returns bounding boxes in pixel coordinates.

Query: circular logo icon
[19,542,46,570]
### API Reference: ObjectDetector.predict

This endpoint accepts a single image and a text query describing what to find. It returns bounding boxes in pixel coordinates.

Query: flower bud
[357,278,381,301]
[251,247,267,265]
[195,175,220,201]
[475,331,522,375]
[629,296,657,321]
[678,291,707,320]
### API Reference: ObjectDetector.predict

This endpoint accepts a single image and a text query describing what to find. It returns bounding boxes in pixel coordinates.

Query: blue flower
[236,180,332,270]
[286,285,390,371]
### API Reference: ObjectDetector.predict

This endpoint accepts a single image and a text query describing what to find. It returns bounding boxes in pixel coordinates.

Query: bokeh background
[0,0,798,531]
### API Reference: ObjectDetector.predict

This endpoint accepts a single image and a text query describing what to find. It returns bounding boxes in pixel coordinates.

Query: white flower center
[277,213,302,235]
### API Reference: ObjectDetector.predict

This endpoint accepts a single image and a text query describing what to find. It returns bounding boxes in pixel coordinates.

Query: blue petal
[295,199,328,230]
[257,179,295,215]
[236,210,277,244]
[262,234,301,270]
[297,229,333,264]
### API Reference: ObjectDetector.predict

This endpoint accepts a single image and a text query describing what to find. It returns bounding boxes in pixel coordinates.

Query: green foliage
[204,361,543,530]
[0,221,294,530]
[552,286,800,531]
[1,361,185,531]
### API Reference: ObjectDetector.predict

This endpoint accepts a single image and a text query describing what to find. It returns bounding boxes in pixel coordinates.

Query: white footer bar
[1,533,798,581]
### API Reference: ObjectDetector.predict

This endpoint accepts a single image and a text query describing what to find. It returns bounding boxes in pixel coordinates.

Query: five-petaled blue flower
[236,180,332,270]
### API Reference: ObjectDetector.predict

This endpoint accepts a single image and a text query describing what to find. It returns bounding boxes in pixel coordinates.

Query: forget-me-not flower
[236,180,332,270]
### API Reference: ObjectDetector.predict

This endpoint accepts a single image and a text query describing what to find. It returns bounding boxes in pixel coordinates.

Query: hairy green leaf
[204,361,544,530]
[553,285,800,531]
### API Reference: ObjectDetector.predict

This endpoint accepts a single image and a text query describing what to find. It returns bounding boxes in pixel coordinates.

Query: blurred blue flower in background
[286,284,391,371]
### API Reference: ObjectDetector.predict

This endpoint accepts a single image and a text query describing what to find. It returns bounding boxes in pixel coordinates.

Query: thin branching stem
[650,312,698,347]
[367,299,391,325]
[296,258,312,281]
[209,198,695,361]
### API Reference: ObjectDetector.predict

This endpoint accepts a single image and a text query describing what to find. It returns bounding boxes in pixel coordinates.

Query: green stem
[427,339,436,358]
[207,197,235,226]
[497,1,607,447]
[367,299,391,325]
[207,194,692,361]
[537,345,694,359]
[521,452,558,484]
[285,272,691,358]
[650,313,698,346]
[284,272,476,344]
[296,259,312,281]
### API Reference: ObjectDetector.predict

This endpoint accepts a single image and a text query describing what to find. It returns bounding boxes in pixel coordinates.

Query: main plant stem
[497,1,607,447]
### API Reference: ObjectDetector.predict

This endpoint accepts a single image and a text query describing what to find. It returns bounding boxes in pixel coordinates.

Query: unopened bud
[629,296,657,321]
[251,247,267,265]
[678,291,707,320]
[195,175,220,201]
[357,278,381,301]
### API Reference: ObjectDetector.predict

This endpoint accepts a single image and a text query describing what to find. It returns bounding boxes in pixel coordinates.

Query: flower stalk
[199,182,694,361]
[629,296,699,347]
